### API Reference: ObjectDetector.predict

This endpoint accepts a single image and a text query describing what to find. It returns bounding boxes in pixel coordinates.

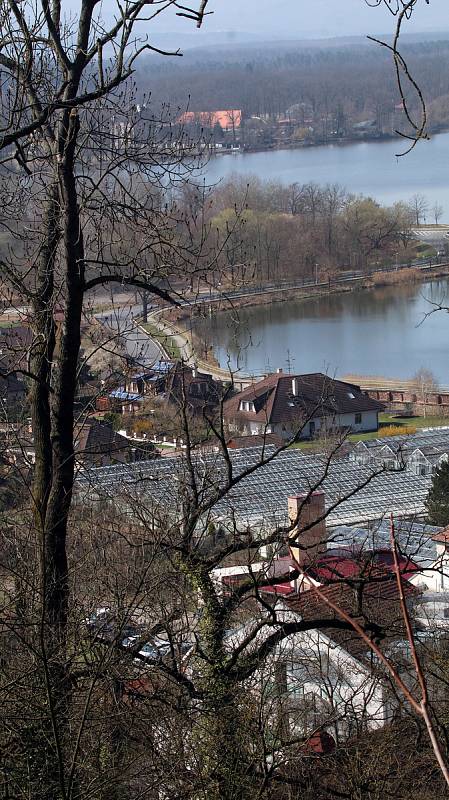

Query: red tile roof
[432,530,449,544]
[285,569,418,662]
[259,581,294,597]
[302,731,336,755]
[310,553,419,585]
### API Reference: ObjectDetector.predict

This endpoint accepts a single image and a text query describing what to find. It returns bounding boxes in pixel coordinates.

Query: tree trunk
[188,566,256,800]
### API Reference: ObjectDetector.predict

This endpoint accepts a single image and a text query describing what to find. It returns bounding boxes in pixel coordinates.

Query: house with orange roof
[177,109,242,132]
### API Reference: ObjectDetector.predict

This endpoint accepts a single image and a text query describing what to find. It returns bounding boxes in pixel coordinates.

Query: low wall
[365,387,449,416]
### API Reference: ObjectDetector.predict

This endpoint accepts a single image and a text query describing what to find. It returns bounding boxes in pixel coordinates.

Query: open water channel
[204,131,449,214]
[192,279,449,384]
[193,133,449,383]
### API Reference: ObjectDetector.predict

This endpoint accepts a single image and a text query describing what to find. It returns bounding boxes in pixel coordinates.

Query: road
[95,304,165,369]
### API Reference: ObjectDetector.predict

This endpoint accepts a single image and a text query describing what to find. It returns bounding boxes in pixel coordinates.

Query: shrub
[380,424,417,437]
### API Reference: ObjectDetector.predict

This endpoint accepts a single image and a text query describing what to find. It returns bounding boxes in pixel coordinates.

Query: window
[239,400,255,412]
[355,412,362,425]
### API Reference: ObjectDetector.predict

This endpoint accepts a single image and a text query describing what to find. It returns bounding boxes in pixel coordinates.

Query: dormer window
[239,400,255,412]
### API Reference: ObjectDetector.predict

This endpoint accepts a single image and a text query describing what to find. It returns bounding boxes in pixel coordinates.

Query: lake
[203,131,449,217]
[192,279,449,384]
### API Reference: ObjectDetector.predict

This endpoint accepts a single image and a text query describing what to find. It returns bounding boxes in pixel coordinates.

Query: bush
[380,424,417,437]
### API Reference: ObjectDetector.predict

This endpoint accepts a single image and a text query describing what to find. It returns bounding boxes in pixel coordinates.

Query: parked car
[122,635,170,661]
[84,607,113,631]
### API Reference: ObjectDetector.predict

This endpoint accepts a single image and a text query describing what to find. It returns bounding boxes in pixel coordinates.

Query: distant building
[218,492,420,742]
[74,419,156,466]
[0,325,32,372]
[164,363,222,416]
[223,371,384,440]
[0,371,26,417]
[105,361,222,418]
[177,109,242,131]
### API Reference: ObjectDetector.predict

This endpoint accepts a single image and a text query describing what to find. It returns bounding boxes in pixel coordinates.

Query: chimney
[291,377,299,396]
[288,491,326,568]
[276,367,283,374]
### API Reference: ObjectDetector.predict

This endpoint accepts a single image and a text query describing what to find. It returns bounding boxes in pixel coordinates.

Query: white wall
[232,410,378,441]
[410,546,449,594]
[337,411,378,433]
[281,628,391,738]
[225,606,393,741]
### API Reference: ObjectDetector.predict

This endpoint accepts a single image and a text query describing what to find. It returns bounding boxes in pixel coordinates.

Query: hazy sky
[149,0,448,40]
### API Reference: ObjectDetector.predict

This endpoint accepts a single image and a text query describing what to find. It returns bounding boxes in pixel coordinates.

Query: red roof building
[177,109,242,130]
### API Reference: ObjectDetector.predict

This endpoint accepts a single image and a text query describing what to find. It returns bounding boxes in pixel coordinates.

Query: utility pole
[286,350,296,374]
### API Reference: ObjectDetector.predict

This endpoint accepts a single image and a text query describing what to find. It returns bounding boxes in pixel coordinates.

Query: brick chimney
[288,491,326,567]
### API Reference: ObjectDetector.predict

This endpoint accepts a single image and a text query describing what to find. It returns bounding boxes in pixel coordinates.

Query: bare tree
[2,2,449,799]
[0,0,216,796]
[409,193,429,226]
[432,201,444,226]
[412,367,439,418]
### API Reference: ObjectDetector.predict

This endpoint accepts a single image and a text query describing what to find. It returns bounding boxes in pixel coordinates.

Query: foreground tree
[0,0,216,797]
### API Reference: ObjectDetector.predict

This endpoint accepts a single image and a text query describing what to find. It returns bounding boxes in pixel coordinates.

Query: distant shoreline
[208,125,449,159]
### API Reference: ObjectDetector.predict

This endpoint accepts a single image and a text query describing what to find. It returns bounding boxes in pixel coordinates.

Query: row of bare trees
[180,175,430,284]
[134,35,449,139]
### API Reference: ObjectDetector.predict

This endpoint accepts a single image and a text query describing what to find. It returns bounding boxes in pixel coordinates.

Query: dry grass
[368,267,421,287]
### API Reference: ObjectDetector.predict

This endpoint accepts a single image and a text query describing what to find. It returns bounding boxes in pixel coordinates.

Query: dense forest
[135,38,449,143]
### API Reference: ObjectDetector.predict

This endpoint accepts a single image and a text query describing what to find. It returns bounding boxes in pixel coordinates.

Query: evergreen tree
[425,461,449,526]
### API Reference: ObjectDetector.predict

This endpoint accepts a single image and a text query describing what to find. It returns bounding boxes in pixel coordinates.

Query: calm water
[193,279,449,383]
[204,132,449,215]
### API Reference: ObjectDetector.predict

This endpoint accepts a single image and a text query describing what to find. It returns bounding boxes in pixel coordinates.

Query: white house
[223,372,384,441]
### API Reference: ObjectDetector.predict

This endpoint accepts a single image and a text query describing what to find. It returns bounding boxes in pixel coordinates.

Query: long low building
[76,435,441,528]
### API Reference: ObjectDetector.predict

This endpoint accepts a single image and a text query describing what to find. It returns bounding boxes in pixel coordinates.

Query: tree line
[179,174,428,286]
[135,39,449,141]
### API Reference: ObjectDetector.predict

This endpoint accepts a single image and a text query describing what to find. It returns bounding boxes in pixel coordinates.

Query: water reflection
[192,279,449,382]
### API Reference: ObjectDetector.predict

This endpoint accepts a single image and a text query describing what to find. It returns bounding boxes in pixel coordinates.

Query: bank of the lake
[190,276,449,384]
[203,130,449,217]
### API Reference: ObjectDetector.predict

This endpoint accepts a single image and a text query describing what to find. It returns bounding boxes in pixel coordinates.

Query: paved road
[95,304,164,369]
